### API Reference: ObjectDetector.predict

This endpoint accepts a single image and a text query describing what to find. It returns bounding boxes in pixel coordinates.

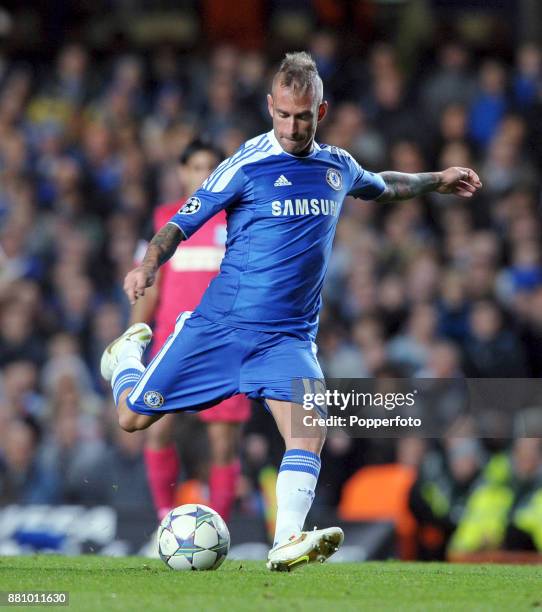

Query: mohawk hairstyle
[274,51,323,101]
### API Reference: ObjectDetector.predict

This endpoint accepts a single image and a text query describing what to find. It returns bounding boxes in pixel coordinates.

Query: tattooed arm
[377,167,482,203]
[377,172,441,202]
[124,223,183,305]
[141,223,183,271]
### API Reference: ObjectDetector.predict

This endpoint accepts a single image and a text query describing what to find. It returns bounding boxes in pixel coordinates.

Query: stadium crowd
[1,5,542,559]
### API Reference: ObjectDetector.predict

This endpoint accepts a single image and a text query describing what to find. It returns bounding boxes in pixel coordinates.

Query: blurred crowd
[1,7,542,559]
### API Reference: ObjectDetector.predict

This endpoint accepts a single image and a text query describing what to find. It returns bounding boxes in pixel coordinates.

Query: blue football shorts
[126,311,324,416]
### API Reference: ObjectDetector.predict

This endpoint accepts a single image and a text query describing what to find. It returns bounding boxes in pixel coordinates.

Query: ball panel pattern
[157,504,231,571]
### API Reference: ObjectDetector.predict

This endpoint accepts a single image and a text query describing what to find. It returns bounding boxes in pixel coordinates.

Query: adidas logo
[274,174,292,187]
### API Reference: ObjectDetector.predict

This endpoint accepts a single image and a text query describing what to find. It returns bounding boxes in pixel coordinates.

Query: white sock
[118,335,146,362]
[273,449,321,546]
[111,356,144,406]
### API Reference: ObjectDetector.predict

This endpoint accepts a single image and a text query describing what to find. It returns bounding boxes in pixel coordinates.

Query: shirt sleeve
[167,163,250,239]
[345,152,386,200]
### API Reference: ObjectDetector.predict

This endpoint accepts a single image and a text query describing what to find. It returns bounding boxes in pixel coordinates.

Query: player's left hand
[436,167,482,198]
[124,265,156,305]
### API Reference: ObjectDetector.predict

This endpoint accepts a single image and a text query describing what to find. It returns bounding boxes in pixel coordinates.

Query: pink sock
[144,445,180,521]
[209,460,241,521]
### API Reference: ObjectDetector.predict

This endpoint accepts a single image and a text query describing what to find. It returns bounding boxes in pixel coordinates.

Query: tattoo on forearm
[142,224,183,270]
[378,172,441,202]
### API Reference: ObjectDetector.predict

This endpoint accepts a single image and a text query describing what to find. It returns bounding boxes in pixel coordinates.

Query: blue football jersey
[168,130,386,340]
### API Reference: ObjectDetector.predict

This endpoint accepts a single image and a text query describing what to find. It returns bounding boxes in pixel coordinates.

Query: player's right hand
[124,266,156,305]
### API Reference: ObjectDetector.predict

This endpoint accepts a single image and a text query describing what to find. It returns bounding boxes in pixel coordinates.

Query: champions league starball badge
[179,196,202,214]
[326,168,342,191]
[144,391,165,408]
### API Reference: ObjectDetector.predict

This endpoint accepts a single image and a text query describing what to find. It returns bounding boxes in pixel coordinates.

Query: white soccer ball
[157,504,230,571]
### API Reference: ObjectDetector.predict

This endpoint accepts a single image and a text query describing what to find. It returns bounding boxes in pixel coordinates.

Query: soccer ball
[157,504,230,570]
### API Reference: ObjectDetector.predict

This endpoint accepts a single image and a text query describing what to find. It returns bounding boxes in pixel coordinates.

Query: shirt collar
[267,129,321,158]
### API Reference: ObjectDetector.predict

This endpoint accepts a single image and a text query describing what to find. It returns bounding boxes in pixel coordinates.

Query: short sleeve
[345,153,386,201]
[168,164,250,240]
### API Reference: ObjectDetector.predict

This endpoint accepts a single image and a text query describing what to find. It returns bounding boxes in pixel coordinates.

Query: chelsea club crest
[144,391,165,408]
[326,168,342,191]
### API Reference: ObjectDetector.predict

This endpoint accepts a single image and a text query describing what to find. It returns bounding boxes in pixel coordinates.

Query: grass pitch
[1,556,541,611]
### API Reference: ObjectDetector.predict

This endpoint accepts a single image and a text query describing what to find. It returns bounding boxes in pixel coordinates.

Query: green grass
[0,556,541,612]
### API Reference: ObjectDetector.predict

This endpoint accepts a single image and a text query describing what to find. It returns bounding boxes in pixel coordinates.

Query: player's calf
[266,398,327,454]
[264,399,344,570]
[117,390,161,432]
[100,322,162,432]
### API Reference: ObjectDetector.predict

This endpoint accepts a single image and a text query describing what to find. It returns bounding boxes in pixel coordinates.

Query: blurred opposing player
[101,52,482,571]
[132,140,250,521]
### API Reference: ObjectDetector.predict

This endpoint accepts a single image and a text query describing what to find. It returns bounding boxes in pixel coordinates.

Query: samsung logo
[271,199,340,217]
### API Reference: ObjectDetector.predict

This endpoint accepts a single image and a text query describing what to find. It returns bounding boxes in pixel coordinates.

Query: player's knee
[118,412,139,432]
[118,406,146,432]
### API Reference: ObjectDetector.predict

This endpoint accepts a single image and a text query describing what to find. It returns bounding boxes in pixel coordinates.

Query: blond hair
[273,51,323,102]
